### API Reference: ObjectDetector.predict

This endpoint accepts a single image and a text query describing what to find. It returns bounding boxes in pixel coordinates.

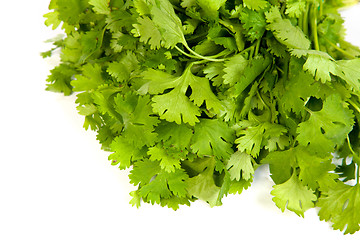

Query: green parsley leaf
[140,65,223,125]
[148,144,183,172]
[89,0,110,15]
[243,0,269,11]
[226,151,254,181]
[265,6,311,49]
[271,172,317,217]
[296,94,354,155]
[190,119,235,159]
[317,182,360,234]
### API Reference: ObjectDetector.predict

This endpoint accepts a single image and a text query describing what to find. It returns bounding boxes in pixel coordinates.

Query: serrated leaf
[190,119,235,159]
[296,94,354,155]
[76,104,97,116]
[240,7,267,42]
[109,136,147,169]
[317,183,360,234]
[336,59,360,93]
[152,88,201,125]
[155,121,193,149]
[271,173,317,217]
[243,0,269,11]
[226,151,254,181]
[72,63,105,92]
[132,16,163,49]
[148,145,182,172]
[185,158,220,207]
[141,65,223,125]
[265,6,311,49]
[89,0,110,15]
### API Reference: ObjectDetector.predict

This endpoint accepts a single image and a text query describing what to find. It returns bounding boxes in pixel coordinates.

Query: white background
[1,1,360,239]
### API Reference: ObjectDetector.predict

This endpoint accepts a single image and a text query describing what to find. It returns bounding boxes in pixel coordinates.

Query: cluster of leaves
[43,0,360,234]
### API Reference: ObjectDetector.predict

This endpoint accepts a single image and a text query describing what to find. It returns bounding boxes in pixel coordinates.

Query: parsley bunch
[43,0,360,234]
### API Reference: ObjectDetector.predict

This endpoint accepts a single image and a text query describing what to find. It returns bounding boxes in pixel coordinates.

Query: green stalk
[303,3,309,36]
[178,42,226,62]
[319,0,324,17]
[348,98,360,185]
[323,37,356,59]
[256,91,272,122]
[175,45,199,59]
[357,162,360,185]
[191,59,210,65]
[347,99,360,113]
[311,4,320,51]
[347,135,356,156]
[184,44,226,62]
[347,135,360,185]
[254,38,262,57]
[298,12,304,31]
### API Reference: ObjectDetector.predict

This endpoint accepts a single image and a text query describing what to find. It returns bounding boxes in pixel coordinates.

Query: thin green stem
[298,13,304,31]
[347,98,360,184]
[303,3,309,36]
[357,159,360,185]
[256,91,272,121]
[323,37,356,59]
[209,49,233,59]
[311,5,320,51]
[347,135,356,156]
[183,43,226,62]
[276,66,284,74]
[249,47,255,60]
[347,135,360,184]
[304,105,313,115]
[347,99,360,113]
[175,45,198,59]
[254,38,262,57]
[192,50,233,68]
[191,59,210,65]
[175,45,227,62]
[319,0,324,17]
[241,45,255,55]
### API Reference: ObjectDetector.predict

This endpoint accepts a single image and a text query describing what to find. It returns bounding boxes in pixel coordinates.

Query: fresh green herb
[43,0,360,234]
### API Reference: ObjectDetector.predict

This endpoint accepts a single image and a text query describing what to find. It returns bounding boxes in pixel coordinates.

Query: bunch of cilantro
[43,0,360,234]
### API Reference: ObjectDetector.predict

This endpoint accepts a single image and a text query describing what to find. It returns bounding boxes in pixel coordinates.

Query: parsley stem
[323,37,356,59]
[347,135,360,184]
[276,66,284,74]
[303,3,309,36]
[191,50,232,65]
[347,99,360,113]
[299,13,304,31]
[191,59,210,65]
[357,161,360,185]
[347,135,356,156]
[256,91,272,121]
[304,106,313,115]
[319,0,324,17]
[357,159,360,185]
[254,38,262,57]
[175,45,198,59]
[185,45,226,62]
[311,5,320,51]
[178,43,226,62]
